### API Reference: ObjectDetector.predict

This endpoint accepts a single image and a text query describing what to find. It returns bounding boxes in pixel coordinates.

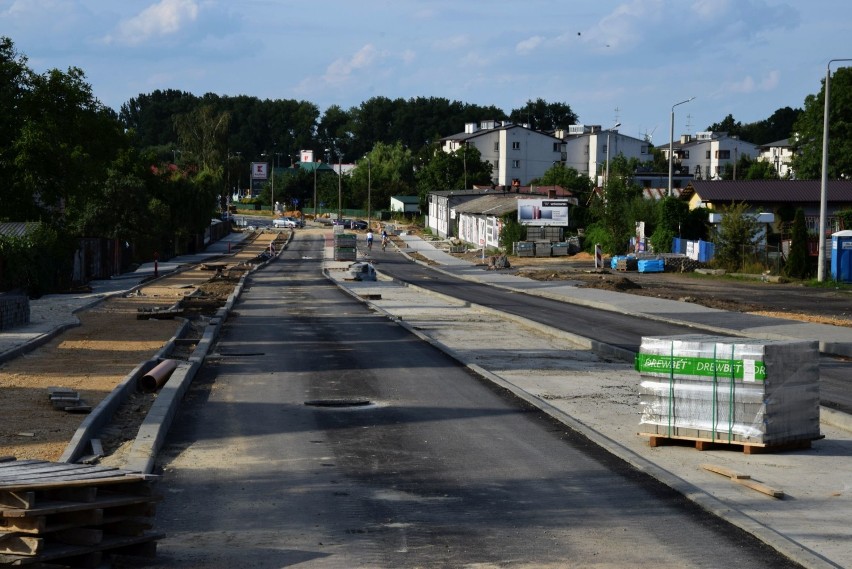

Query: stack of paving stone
[0,293,29,331]
[635,335,821,447]
[334,233,357,261]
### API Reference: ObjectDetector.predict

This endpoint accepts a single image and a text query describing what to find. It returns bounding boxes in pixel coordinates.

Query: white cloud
[323,44,380,86]
[725,70,781,94]
[516,36,544,55]
[104,0,200,46]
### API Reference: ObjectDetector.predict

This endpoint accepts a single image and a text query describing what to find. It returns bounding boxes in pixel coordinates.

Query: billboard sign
[251,162,268,180]
[517,199,569,226]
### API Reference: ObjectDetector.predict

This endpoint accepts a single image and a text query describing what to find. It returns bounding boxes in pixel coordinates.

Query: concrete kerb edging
[119,231,291,474]
[327,266,839,569]
[59,318,193,465]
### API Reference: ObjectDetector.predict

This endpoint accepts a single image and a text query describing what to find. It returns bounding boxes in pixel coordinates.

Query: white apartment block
[441,120,562,187]
[556,125,650,183]
[664,131,759,180]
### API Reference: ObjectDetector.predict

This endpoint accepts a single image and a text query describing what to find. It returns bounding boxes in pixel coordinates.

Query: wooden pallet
[0,458,162,566]
[641,433,820,454]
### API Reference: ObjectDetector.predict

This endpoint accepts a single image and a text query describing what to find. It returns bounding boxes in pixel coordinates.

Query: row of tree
[3,32,852,291]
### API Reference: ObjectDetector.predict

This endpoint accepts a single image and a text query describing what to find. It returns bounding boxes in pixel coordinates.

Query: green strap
[728,344,736,443]
[712,344,718,439]
[668,342,675,437]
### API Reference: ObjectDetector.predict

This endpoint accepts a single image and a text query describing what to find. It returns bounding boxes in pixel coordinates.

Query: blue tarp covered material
[638,259,665,273]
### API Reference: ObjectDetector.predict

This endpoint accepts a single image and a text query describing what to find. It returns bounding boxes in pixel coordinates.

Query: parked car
[272,217,297,228]
[283,216,304,228]
[332,219,353,229]
[351,219,368,230]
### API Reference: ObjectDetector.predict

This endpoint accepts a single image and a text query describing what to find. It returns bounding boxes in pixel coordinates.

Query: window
[583,144,589,156]
[553,142,560,152]
[511,160,520,169]
[641,145,649,154]
[716,150,731,159]
[512,141,521,150]
[705,150,711,159]
[494,141,499,152]
[683,150,690,159]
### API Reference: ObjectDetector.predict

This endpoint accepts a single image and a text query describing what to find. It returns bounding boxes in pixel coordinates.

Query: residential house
[427,189,495,238]
[426,186,575,241]
[664,132,759,180]
[756,138,795,178]
[555,125,651,184]
[682,180,852,236]
[440,121,562,186]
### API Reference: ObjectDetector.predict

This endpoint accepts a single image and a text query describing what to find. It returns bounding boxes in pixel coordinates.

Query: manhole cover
[304,399,373,408]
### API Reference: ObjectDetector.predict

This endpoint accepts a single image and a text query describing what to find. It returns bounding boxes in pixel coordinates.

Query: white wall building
[756,138,795,178]
[556,125,650,183]
[664,131,759,180]
[441,120,562,187]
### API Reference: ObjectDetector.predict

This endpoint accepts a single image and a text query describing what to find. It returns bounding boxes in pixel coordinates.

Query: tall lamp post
[819,59,852,282]
[366,155,372,230]
[605,122,621,189]
[262,152,275,215]
[337,150,343,222]
[668,97,695,197]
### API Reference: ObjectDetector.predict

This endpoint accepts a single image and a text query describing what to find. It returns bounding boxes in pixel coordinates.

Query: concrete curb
[59,318,193,464]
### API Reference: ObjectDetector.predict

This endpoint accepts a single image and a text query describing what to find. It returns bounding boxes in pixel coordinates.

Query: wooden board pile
[636,335,821,449]
[0,458,163,567]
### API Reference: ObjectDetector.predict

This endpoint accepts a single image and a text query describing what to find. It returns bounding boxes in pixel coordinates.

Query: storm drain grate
[304,399,373,408]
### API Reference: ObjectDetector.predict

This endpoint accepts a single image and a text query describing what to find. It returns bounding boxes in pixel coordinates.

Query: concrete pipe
[139,359,179,393]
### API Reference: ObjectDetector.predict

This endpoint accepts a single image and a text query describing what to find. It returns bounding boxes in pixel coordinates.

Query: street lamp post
[668,97,695,197]
[262,152,275,215]
[819,59,852,282]
[605,122,621,189]
[366,156,372,230]
[337,151,343,223]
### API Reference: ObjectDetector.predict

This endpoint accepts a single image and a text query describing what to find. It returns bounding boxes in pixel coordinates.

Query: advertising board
[517,199,569,226]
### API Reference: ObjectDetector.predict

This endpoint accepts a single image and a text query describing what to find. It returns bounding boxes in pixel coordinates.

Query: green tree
[711,202,761,272]
[585,158,642,255]
[791,66,852,179]
[173,105,231,172]
[785,208,810,279]
[508,98,578,131]
[13,65,126,226]
[415,145,492,200]
[350,142,417,213]
[0,37,30,220]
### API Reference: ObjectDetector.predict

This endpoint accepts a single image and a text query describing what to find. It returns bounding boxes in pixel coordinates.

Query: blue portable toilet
[831,230,852,282]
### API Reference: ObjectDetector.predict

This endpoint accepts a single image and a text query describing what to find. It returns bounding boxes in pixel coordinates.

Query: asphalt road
[367,244,852,414]
[148,233,801,568]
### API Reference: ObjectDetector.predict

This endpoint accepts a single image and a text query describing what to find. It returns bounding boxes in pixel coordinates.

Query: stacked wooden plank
[636,335,821,450]
[0,457,162,567]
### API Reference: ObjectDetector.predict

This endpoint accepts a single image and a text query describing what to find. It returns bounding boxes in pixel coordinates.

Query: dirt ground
[1,227,849,464]
[0,230,287,463]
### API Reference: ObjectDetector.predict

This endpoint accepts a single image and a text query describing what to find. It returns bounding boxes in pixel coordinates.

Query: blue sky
[3,0,851,144]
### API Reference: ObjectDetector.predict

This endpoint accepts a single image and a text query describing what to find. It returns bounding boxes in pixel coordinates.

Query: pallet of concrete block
[0,457,163,566]
[635,335,821,453]
[612,255,638,271]
[534,242,552,257]
[637,258,664,273]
